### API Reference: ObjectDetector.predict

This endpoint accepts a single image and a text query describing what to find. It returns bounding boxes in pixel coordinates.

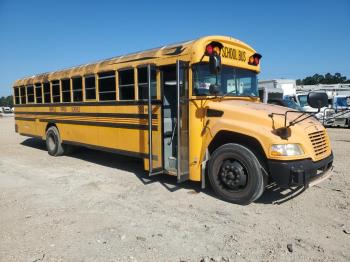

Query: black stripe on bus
[15,116,158,130]
[15,117,36,121]
[38,118,158,131]
[13,100,162,108]
[62,140,158,160]
[15,111,158,119]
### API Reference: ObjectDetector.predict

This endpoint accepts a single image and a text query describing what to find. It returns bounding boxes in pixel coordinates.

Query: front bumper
[268,153,333,188]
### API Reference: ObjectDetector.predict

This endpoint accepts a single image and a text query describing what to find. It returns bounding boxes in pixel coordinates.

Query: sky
[0,0,349,96]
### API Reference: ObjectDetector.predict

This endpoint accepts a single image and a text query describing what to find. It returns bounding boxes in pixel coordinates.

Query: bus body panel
[13,35,333,191]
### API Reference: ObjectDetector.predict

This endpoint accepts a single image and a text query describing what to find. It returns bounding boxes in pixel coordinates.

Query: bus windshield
[193,63,258,97]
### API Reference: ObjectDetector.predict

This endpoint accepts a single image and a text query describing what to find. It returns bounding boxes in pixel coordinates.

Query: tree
[0,95,13,107]
[297,73,350,85]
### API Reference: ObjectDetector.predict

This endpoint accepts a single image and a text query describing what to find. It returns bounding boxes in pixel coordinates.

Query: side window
[85,75,96,100]
[51,80,61,103]
[61,79,71,102]
[138,67,157,100]
[43,82,51,103]
[119,69,135,100]
[20,86,26,104]
[26,85,35,103]
[72,77,83,102]
[35,83,43,103]
[98,71,116,101]
[14,87,20,104]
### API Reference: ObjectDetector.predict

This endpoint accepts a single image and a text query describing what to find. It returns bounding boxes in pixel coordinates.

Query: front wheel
[208,143,266,205]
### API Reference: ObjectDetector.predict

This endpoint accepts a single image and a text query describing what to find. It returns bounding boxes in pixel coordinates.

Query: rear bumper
[268,153,333,188]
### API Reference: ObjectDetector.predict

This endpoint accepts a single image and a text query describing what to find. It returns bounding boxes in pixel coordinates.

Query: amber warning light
[248,53,262,66]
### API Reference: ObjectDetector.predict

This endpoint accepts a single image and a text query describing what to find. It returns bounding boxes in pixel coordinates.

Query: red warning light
[206,45,213,55]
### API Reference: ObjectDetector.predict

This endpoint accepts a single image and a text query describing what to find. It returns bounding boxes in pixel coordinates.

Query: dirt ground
[0,117,349,262]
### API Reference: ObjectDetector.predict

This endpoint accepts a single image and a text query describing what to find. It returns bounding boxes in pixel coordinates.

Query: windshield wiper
[218,89,236,99]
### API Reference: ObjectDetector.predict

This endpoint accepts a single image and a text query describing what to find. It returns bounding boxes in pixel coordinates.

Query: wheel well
[45,122,57,132]
[208,130,268,169]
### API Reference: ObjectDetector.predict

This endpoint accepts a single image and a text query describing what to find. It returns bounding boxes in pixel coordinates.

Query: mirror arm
[286,113,317,128]
[287,108,320,127]
[269,110,318,129]
[199,53,205,63]
[285,111,309,127]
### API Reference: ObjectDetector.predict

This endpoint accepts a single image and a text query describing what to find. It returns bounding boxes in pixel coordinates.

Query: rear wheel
[208,143,266,205]
[46,126,65,156]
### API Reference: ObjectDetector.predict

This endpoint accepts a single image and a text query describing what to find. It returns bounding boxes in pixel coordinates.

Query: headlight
[270,144,304,156]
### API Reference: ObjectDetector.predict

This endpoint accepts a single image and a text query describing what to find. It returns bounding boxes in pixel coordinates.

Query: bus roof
[13,35,257,86]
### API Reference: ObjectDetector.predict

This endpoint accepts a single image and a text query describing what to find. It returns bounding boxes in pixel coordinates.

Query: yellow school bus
[13,35,333,204]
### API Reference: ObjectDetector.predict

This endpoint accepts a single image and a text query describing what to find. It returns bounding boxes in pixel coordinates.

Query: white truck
[258,79,302,111]
[258,79,297,97]
[2,107,12,113]
[322,95,350,127]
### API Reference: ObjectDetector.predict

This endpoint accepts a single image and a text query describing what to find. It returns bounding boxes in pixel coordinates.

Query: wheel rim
[219,159,248,191]
[47,133,56,151]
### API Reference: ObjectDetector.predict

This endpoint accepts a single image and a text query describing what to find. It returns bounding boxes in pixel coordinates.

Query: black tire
[208,143,266,205]
[46,126,65,156]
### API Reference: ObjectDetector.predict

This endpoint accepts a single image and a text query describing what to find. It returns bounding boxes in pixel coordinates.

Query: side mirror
[307,92,328,109]
[209,54,221,74]
[209,84,220,95]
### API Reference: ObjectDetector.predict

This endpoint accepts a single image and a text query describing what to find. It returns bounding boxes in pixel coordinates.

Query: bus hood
[206,99,331,162]
[207,99,321,131]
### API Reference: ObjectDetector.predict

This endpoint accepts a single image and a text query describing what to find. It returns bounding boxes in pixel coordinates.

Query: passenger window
[14,87,20,104]
[85,75,96,100]
[26,85,35,103]
[72,77,83,102]
[98,71,116,101]
[61,79,71,102]
[35,83,43,103]
[51,80,61,103]
[119,69,135,100]
[20,86,26,104]
[138,67,157,100]
[43,82,51,103]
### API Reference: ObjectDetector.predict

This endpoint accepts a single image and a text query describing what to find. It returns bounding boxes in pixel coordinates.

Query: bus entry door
[175,60,190,182]
[146,64,163,176]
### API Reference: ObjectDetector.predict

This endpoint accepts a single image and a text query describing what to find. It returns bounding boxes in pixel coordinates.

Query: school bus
[13,35,333,204]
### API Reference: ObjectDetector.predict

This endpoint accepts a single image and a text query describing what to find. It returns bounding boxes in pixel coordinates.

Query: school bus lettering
[221,46,246,62]
[71,106,80,112]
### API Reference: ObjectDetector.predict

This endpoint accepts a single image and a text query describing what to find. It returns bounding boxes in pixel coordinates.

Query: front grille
[308,130,328,157]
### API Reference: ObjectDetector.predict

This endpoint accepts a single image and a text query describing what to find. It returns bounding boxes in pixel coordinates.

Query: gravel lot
[0,117,349,262]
